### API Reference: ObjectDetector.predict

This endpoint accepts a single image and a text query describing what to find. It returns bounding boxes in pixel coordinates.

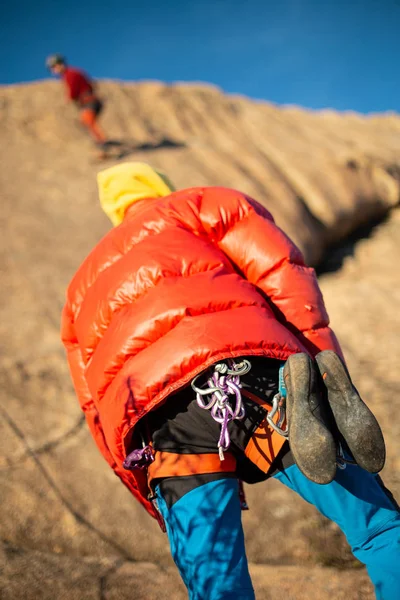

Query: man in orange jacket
[61,162,397,600]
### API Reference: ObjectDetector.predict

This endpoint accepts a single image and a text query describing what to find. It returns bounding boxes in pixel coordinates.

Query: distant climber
[61,162,398,600]
[46,54,114,158]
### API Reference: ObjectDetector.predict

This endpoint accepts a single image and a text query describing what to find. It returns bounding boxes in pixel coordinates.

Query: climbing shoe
[315,350,385,474]
[284,353,337,484]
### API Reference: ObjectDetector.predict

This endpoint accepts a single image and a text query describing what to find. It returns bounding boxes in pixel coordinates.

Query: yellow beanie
[97,162,175,226]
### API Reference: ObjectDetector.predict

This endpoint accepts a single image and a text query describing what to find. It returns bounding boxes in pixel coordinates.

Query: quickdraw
[191,359,251,460]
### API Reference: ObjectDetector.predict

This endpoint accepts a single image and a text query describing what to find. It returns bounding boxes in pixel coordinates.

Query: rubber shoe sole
[315,350,385,474]
[284,353,337,484]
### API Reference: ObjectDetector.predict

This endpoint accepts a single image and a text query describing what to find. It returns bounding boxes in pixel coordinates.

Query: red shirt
[62,67,94,103]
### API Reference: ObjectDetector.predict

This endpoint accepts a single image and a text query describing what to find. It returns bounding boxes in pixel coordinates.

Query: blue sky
[1,0,399,113]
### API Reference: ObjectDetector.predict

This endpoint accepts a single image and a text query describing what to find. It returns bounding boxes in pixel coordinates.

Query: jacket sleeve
[200,189,343,358]
[61,302,158,518]
[61,303,117,468]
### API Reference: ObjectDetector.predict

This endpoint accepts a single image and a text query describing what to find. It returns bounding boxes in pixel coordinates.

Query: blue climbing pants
[156,465,400,600]
[156,478,255,600]
[275,463,400,600]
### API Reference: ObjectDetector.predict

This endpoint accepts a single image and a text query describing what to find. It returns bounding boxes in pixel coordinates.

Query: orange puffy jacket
[61,186,342,518]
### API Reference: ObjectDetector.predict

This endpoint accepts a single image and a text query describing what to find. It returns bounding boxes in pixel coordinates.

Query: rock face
[2,80,400,265]
[1,80,399,599]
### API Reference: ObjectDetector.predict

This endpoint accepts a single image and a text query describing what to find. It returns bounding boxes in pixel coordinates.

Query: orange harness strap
[242,389,287,473]
[148,451,236,489]
[147,391,286,488]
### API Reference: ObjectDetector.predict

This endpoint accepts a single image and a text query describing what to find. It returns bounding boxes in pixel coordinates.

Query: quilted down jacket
[61,186,342,517]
